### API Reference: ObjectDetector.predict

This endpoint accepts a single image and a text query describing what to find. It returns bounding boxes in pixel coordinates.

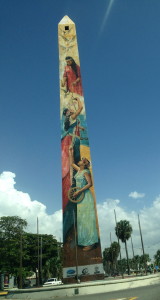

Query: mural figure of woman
[69,146,99,251]
[61,56,83,96]
[62,97,83,211]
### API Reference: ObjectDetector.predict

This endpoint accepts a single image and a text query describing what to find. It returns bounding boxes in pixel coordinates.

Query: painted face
[66,59,73,66]
[78,157,90,167]
[65,109,70,116]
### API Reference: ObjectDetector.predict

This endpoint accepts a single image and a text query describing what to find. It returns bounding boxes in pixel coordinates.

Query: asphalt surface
[39,283,160,300]
[1,275,160,299]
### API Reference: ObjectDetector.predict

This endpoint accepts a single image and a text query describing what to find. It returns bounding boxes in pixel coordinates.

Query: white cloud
[0,171,159,261]
[100,0,115,34]
[129,191,145,199]
[98,197,160,260]
[0,171,62,241]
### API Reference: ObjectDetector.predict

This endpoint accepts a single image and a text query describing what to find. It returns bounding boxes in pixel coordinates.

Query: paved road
[4,281,160,299]
[46,283,160,300]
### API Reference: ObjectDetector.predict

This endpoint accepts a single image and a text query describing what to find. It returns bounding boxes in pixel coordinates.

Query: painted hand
[73,190,80,197]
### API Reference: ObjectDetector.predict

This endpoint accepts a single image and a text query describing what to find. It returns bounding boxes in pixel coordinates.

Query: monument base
[63,262,104,284]
[63,273,104,284]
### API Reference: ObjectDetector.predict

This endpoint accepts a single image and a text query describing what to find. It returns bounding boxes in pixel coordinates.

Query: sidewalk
[1,273,160,299]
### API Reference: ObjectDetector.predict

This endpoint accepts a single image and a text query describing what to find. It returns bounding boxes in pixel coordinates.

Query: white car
[43,278,62,287]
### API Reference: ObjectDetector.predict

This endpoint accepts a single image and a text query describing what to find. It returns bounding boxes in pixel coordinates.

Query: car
[43,278,62,287]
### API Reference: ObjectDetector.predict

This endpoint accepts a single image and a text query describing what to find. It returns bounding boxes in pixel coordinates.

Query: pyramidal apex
[59,15,74,25]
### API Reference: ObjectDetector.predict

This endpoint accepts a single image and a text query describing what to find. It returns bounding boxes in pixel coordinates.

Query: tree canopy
[115,220,133,243]
[0,216,62,285]
[115,220,133,275]
[103,241,120,275]
[154,249,160,266]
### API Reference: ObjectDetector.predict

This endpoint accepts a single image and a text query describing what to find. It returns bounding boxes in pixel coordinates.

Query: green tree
[38,235,63,281]
[132,255,140,272]
[103,247,112,274]
[140,253,150,270]
[0,216,27,275]
[23,233,62,282]
[0,216,62,286]
[117,258,127,274]
[110,242,120,270]
[103,242,120,275]
[43,256,62,280]
[154,249,160,267]
[0,216,27,235]
[115,220,133,275]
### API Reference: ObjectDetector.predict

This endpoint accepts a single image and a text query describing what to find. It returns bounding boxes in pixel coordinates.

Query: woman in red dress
[61,56,83,96]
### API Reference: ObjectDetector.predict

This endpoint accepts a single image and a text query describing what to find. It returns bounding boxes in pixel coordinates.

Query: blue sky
[0,0,160,257]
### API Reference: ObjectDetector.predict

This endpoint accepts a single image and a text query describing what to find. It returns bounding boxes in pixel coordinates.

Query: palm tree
[110,241,120,273]
[115,220,133,275]
[103,247,112,275]
[132,254,140,273]
[103,241,120,275]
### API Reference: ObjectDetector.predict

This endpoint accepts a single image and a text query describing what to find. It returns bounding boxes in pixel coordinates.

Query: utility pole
[138,214,145,256]
[37,217,40,286]
[114,209,123,277]
[138,214,146,274]
[131,236,135,258]
[40,236,42,284]
[19,225,23,289]
[131,235,135,271]
[114,209,122,260]
[110,232,114,275]
[110,232,112,244]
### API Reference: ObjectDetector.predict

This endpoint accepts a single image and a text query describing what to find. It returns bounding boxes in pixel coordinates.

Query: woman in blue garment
[69,146,99,251]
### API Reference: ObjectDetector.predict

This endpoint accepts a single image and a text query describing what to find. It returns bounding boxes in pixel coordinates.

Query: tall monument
[58,16,104,283]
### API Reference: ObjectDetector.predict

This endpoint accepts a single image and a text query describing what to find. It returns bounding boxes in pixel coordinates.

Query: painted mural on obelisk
[58,16,104,282]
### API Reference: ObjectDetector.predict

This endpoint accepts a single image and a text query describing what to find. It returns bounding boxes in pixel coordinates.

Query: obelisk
[58,16,104,283]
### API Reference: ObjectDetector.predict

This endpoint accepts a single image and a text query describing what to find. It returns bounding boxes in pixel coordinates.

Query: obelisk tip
[59,15,74,25]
